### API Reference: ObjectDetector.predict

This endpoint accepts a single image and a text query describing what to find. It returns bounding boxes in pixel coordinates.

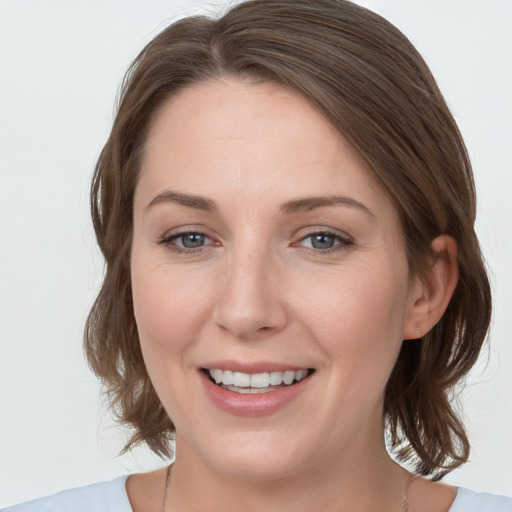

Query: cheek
[296,259,410,376]
[131,260,211,365]
[130,260,216,423]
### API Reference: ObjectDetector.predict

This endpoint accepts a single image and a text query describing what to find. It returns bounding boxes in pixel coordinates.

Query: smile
[200,365,315,416]
[207,368,311,393]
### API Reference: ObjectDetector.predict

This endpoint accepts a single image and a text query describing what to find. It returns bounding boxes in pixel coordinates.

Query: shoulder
[450,487,512,511]
[2,475,132,512]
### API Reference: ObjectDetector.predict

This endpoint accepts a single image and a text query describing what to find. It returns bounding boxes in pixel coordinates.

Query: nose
[213,245,288,341]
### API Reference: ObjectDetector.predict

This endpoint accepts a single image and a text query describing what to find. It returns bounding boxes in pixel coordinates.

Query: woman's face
[131,79,421,479]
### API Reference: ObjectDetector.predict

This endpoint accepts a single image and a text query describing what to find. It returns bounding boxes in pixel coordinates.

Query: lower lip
[201,371,312,417]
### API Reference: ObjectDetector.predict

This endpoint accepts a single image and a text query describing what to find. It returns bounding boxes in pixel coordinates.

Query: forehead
[137,78,394,220]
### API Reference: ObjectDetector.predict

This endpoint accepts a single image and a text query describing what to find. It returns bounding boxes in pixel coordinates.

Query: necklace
[161,465,412,511]
[162,464,172,511]
[401,475,411,511]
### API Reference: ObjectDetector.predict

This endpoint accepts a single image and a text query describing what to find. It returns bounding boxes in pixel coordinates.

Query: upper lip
[200,360,312,374]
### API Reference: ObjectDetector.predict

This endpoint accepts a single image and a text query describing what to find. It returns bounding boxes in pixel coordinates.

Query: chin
[188,429,312,481]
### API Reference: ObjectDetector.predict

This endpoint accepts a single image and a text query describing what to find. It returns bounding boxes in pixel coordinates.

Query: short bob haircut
[85,0,491,479]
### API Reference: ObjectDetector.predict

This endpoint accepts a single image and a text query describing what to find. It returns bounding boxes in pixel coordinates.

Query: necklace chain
[162,464,172,512]
[162,464,411,511]
[401,472,414,511]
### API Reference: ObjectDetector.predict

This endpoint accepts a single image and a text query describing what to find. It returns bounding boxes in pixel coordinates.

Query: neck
[167,433,408,512]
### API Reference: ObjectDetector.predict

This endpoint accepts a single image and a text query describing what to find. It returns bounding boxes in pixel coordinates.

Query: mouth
[203,368,315,394]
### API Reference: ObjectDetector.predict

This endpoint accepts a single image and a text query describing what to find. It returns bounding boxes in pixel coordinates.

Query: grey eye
[309,233,336,249]
[179,233,206,248]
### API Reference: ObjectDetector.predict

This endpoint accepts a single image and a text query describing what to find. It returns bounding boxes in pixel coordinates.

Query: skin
[127,79,458,512]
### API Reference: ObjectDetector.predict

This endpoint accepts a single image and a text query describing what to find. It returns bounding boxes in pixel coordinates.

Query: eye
[305,233,337,249]
[175,232,209,249]
[158,230,216,253]
[297,231,352,252]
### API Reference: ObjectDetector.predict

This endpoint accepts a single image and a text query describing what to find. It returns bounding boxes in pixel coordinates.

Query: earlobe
[403,235,459,340]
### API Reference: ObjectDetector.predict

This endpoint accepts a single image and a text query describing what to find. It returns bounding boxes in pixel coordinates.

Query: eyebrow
[280,195,375,218]
[145,190,217,213]
[145,189,374,218]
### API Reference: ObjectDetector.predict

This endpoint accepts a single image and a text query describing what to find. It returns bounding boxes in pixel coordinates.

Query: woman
[4,0,511,510]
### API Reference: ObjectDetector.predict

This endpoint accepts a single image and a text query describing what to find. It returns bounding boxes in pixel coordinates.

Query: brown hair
[85,0,491,478]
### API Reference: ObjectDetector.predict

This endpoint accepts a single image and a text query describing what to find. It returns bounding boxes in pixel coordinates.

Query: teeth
[251,373,270,388]
[282,370,295,385]
[295,369,308,381]
[269,371,283,386]
[208,368,310,389]
[233,372,251,387]
[221,370,234,385]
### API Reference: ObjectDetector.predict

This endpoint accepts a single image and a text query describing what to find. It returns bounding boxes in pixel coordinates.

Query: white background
[0,0,511,507]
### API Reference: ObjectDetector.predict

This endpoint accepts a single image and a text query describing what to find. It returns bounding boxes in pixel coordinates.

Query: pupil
[182,233,205,248]
[311,234,334,249]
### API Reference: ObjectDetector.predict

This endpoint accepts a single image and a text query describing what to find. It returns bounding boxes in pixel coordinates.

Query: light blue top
[3,475,512,511]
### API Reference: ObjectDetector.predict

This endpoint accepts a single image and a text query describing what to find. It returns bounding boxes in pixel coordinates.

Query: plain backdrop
[1,0,511,507]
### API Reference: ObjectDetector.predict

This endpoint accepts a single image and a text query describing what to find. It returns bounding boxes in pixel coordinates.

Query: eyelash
[157,229,353,255]
[157,229,215,254]
[296,230,353,255]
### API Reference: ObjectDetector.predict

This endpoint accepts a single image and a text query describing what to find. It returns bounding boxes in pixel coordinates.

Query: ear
[402,235,459,340]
